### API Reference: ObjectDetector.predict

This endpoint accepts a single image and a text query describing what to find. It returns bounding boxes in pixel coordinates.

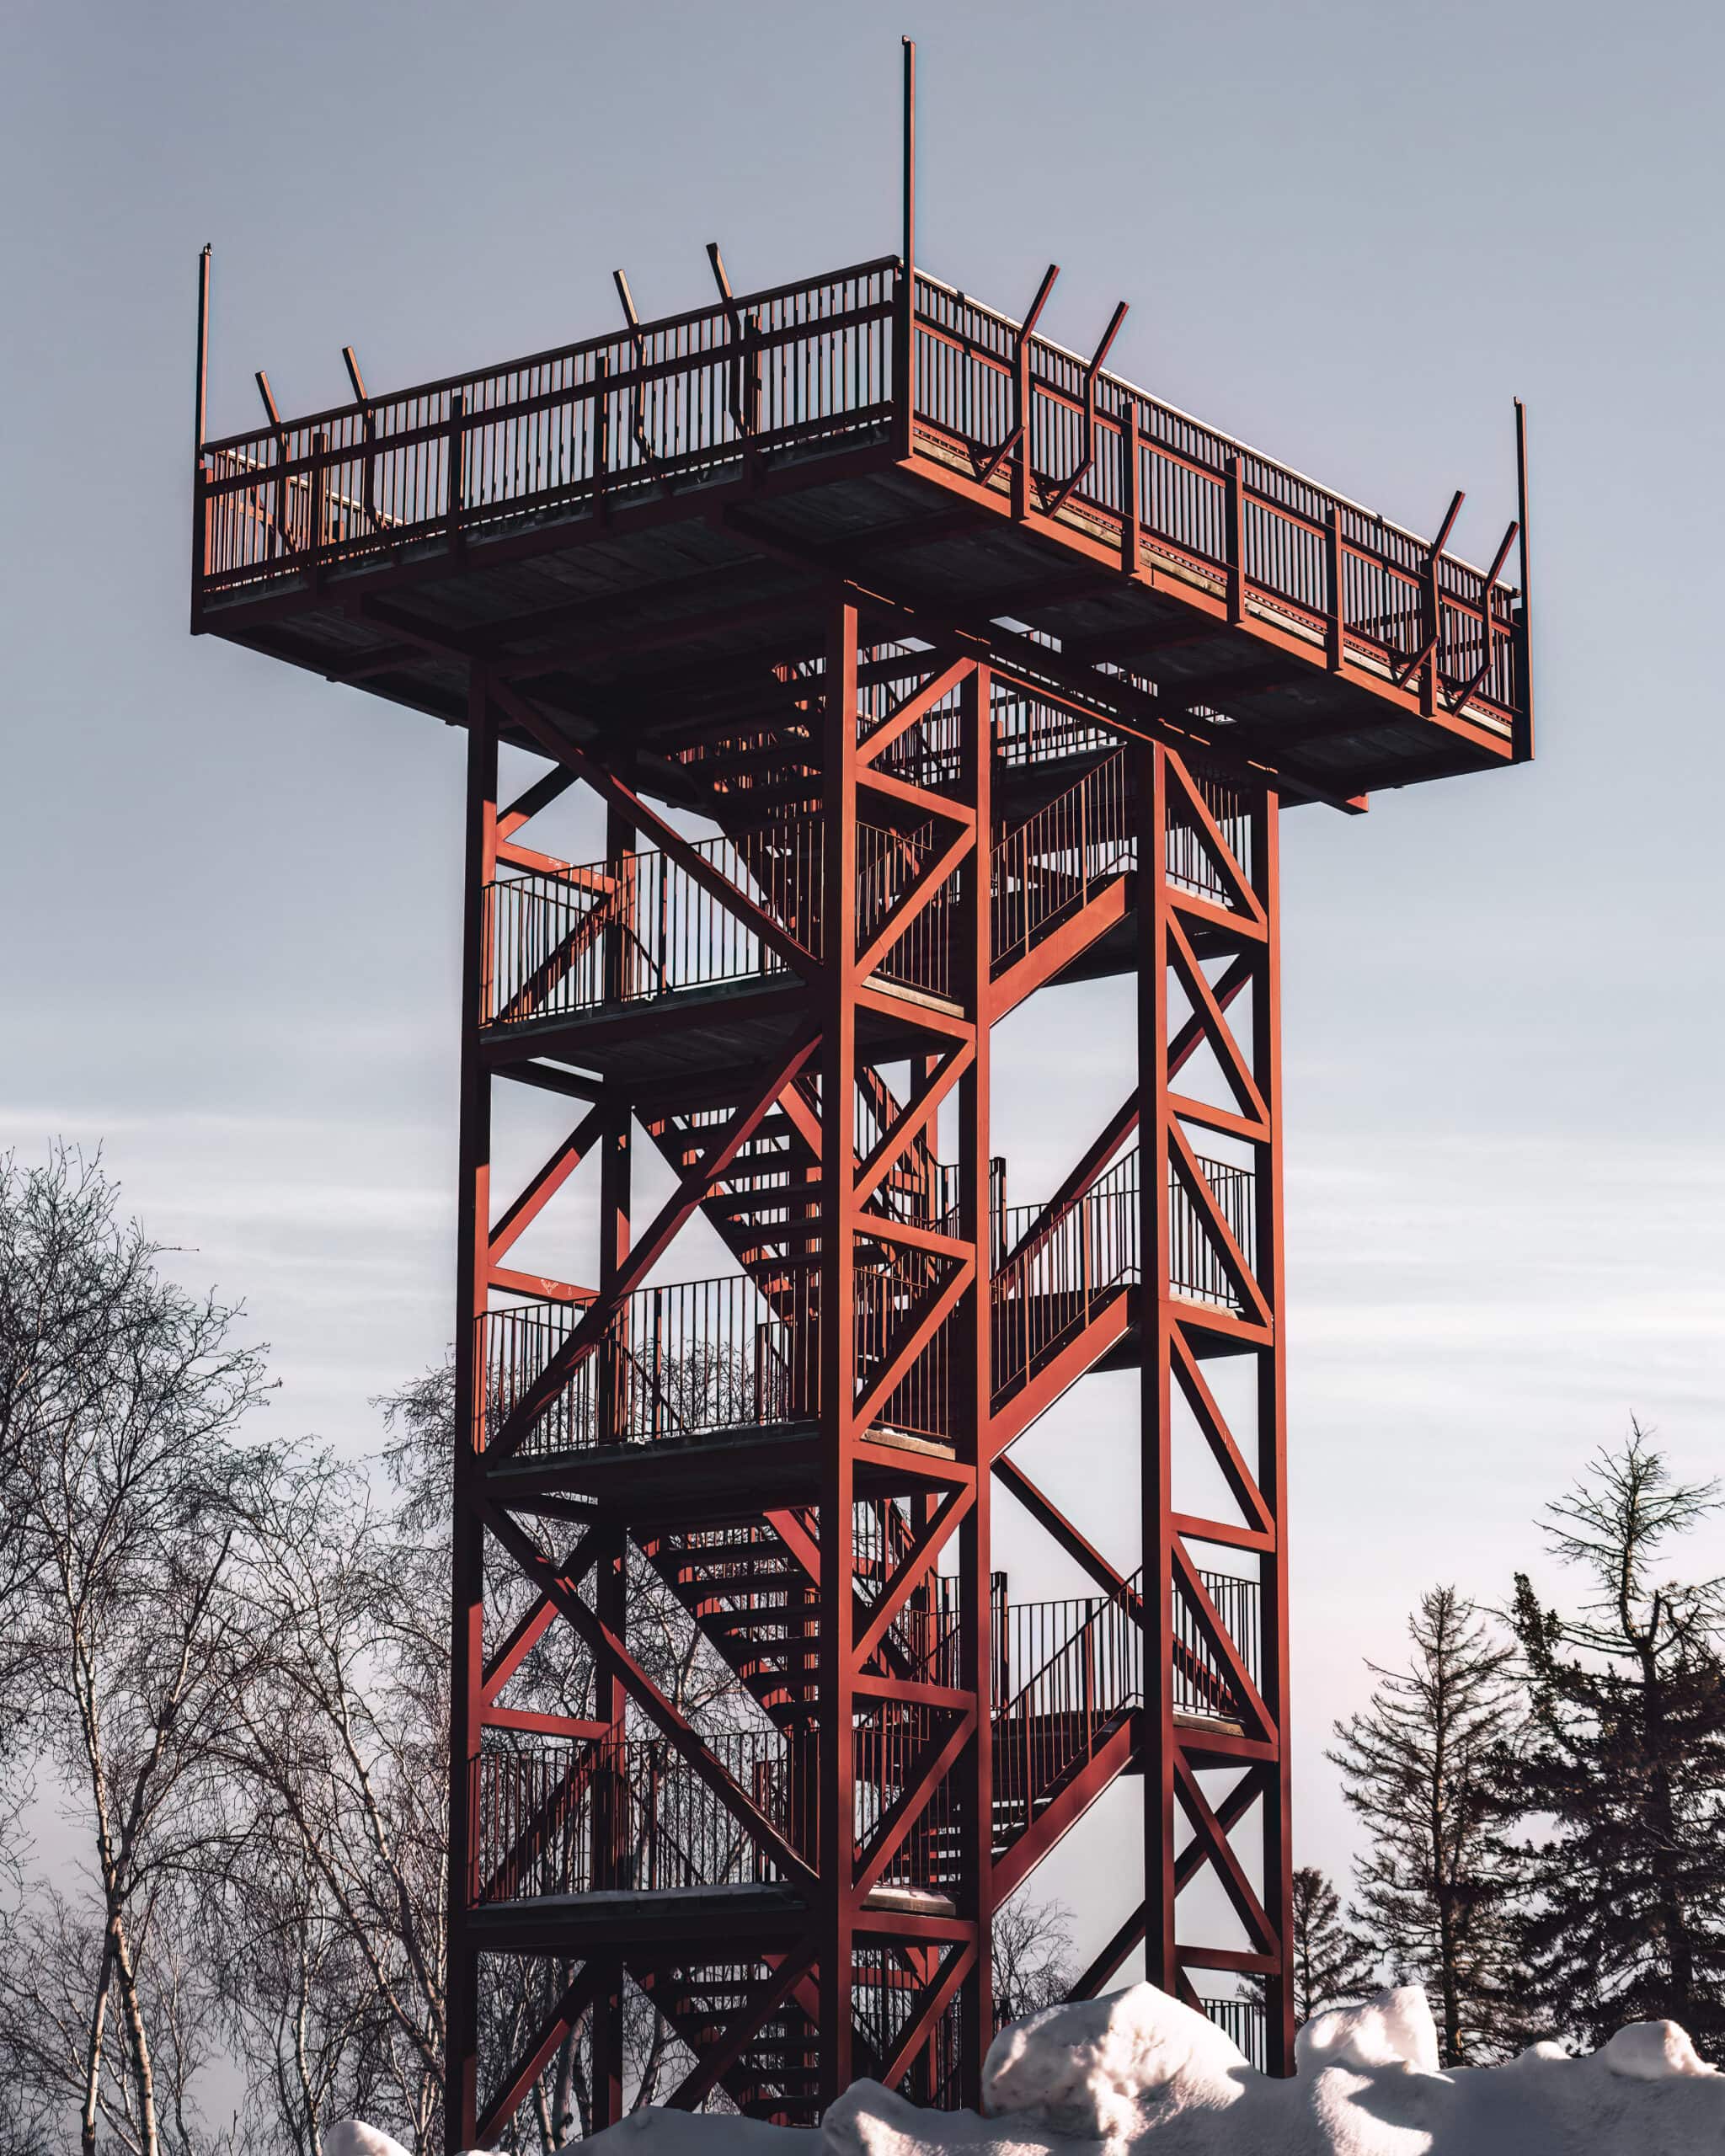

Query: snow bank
[328,1981,1725,2156]
[324,2126,414,2156]
[827,1985,1722,2156]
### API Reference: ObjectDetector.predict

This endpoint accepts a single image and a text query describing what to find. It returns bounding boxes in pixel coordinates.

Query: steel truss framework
[188,66,1531,2133]
[435,590,1297,2145]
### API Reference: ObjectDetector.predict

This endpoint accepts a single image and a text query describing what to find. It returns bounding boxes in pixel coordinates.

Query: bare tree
[991,1895,1076,2026]
[210,1447,451,2153]
[212,1348,764,2152]
[0,1147,272,2156]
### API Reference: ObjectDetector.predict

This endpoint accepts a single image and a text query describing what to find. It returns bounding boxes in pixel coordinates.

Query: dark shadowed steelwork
[190,42,1531,2146]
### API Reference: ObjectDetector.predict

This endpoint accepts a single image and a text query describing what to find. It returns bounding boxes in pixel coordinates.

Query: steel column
[1137,743,1292,2062]
[444,673,498,2153]
[816,599,861,2106]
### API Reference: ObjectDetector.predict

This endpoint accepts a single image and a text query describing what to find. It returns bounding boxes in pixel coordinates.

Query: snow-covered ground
[325,1983,1724,2156]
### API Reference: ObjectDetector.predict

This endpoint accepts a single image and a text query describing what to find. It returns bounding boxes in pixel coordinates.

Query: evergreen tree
[1507,1426,1725,2053]
[1328,1586,1525,2065]
[1288,1867,1379,2023]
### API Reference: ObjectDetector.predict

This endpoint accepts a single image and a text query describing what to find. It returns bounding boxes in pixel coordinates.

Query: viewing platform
[475,743,1255,1089]
[192,259,1530,808]
[480,1138,1254,1510]
[466,1561,1261,1928]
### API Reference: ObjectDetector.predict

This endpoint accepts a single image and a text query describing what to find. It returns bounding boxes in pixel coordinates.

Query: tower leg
[958,661,995,2095]
[445,677,497,2153]
[816,600,860,2110]
[1138,745,1293,2068]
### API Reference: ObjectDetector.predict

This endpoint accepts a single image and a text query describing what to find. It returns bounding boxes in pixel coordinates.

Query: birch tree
[0,1146,272,2155]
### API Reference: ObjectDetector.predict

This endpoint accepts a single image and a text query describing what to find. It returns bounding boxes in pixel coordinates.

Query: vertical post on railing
[446,389,467,555]
[594,355,610,512]
[1513,398,1534,763]
[190,245,211,623]
[1012,334,1033,523]
[1324,504,1344,672]
[1120,400,1141,579]
[744,312,762,439]
[1422,489,1464,722]
[895,37,917,460]
[1224,456,1245,625]
[308,430,328,591]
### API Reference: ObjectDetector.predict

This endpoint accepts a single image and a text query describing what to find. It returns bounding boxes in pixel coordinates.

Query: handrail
[484,1147,1254,1455]
[204,259,900,457]
[911,271,1517,719]
[485,1259,954,1455]
[911,270,1503,579]
[991,1143,1257,1400]
[483,814,952,1028]
[195,255,1523,730]
[474,1563,1262,1903]
[483,823,823,1027]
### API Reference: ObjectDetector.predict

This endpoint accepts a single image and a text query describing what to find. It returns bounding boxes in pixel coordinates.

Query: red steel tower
[190,48,1531,2148]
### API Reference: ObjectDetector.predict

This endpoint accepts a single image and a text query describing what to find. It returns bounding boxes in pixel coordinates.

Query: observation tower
[189,45,1532,2148]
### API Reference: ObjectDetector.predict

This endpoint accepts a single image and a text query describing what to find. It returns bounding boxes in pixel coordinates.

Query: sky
[3,0,1724,1970]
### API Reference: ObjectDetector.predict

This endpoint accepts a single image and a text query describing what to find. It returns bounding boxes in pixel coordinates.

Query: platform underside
[198,433,1514,805]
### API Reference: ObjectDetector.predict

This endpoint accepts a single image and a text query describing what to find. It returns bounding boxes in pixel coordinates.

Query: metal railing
[482,814,959,1028]
[991,1145,1258,1397]
[855,1257,952,1439]
[910,272,1519,722]
[483,1145,1252,1455]
[992,750,1133,971]
[991,750,1259,975]
[484,1264,952,1457]
[1167,764,1255,899]
[472,1730,812,1903]
[473,1716,959,1905]
[1173,1573,1262,1723]
[197,261,1521,733]
[854,1704,961,1893]
[994,684,1117,772]
[481,751,1263,1033]
[857,819,953,998]
[991,1561,1261,1848]
[854,1075,962,1231]
[473,1565,1261,1906]
[199,259,897,592]
[1198,1994,1268,2072]
[994,1575,1143,1842]
[483,1276,816,1457]
[483,823,820,1026]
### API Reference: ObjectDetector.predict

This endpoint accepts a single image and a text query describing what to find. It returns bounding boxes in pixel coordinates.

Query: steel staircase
[473,704,1265,2118]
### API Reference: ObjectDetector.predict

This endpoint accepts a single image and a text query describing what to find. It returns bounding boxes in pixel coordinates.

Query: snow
[324,2126,415,2156]
[326,1981,1725,2156]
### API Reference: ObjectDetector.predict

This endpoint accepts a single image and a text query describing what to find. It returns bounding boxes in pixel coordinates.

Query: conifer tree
[1507,1426,1725,2052]
[1287,1867,1379,2024]
[1328,1586,1525,2064]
